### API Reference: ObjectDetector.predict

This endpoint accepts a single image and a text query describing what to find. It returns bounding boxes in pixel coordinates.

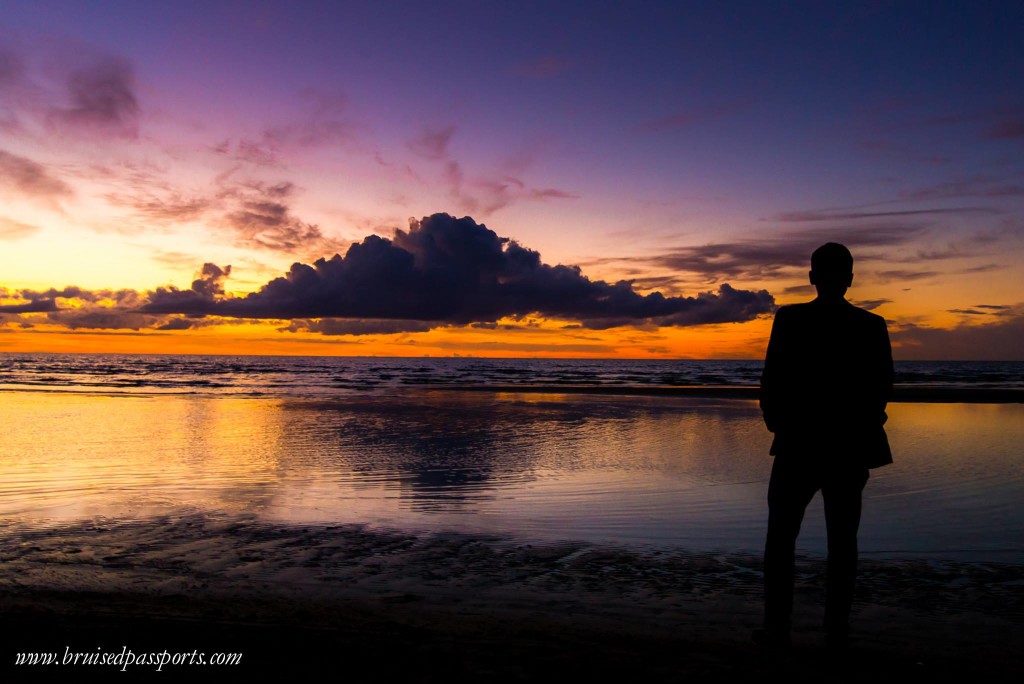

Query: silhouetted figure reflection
[756,242,893,650]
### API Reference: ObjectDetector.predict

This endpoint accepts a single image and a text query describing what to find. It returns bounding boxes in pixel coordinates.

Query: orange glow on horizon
[0,317,776,359]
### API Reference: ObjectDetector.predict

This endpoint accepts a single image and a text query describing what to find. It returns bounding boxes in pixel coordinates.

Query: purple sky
[1,1,1022,358]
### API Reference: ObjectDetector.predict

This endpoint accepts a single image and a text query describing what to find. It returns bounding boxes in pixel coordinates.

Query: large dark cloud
[5,215,774,334]
[138,213,773,331]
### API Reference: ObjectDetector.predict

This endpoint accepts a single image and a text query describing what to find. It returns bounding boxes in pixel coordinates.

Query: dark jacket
[759,298,894,469]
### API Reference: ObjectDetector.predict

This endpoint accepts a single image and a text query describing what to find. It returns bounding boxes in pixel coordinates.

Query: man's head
[809,242,853,300]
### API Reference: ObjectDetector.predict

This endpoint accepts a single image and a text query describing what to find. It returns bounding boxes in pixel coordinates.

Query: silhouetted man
[757,242,893,650]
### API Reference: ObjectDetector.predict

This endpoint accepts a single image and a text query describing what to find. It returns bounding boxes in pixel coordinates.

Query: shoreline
[439,384,1024,404]
[2,383,1023,403]
[2,516,1022,680]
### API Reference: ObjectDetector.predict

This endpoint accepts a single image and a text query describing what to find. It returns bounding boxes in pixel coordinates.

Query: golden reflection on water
[0,393,287,520]
[1,391,1021,556]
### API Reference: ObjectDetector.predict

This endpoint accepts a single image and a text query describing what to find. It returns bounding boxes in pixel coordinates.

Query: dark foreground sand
[2,515,1022,682]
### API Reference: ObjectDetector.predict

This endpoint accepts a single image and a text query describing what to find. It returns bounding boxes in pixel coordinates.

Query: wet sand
[3,515,1022,681]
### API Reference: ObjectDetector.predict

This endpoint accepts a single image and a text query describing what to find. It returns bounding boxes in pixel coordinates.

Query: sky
[1,1,1022,359]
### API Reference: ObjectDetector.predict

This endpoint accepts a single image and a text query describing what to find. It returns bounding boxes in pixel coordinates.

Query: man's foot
[751,628,792,650]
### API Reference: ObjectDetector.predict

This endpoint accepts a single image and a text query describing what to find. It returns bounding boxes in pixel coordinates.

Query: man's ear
[808,270,816,285]
[846,273,854,287]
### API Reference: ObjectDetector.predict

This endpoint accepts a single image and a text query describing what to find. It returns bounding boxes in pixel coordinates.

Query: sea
[2,353,1023,396]
[1,353,1022,562]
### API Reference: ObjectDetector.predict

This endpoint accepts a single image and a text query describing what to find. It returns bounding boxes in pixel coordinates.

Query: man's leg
[763,456,818,635]
[821,467,870,639]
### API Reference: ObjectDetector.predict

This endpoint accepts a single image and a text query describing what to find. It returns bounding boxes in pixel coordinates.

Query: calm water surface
[1,390,1021,561]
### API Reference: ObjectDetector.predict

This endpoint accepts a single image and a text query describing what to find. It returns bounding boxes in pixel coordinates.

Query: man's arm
[877,315,894,425]
[759,307,787,433]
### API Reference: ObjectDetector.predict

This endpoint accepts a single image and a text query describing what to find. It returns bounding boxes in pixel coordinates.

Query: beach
[3,515,1022,681]
[2,363,1023,680]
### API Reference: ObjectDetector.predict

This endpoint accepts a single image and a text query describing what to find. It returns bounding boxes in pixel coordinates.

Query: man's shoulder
[773,300,888,330]
[844,301,888,327]
[772,302,815,321]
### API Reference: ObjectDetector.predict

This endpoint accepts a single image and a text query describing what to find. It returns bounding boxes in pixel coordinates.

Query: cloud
[0,47,25,86]
[852,299,891,311]
[282,318,436,336]
[903,176,1024,201]
[638,99,750,133]
[48,55,139,138]
[512,55,574,78]
[860,139,951,166]
[263,90,359,149]
[947,303,1012,316]
[104,191,211,223]
[987,117,1024,140]
[143,263,232,315]
[212,138,281,166]
[0,298,57,314]
[408,125,456,160]
[6,215,774,335]
[407,127,577,215]
[771,207,998,222]
[873,269,940,282]
[626,224,925,282]
[136,213,773,331]
[221,181,347,255]
[0,149,73,200]
[102,169,346,255]
[0,216,39,240]
[892,307,1024,360]
[46,310,156,330]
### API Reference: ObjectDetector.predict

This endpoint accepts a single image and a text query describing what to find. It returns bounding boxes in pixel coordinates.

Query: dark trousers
[763,455,869,634]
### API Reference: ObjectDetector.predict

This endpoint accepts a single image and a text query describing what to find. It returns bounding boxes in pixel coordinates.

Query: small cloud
[628,224,926,283]
[513,55,574,78]
[282,318,436,336]
[222,182,345,255]
[853,299,892,311]
[638,99,750,133]
[771,207,998,222]
[0,149,73,200]
[892,306,1024,360]
[48,55,139,138]
[408,125,456,160]
[144,263,232,314]
[0,47,26,86]
[988,117,1024,140]
[0,216,39,240]
[903,176,1024,201]
[874,269,939,282]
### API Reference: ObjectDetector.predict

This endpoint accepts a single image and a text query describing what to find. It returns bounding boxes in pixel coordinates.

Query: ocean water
[1,353,1023,396]
[0,356,1021,562]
